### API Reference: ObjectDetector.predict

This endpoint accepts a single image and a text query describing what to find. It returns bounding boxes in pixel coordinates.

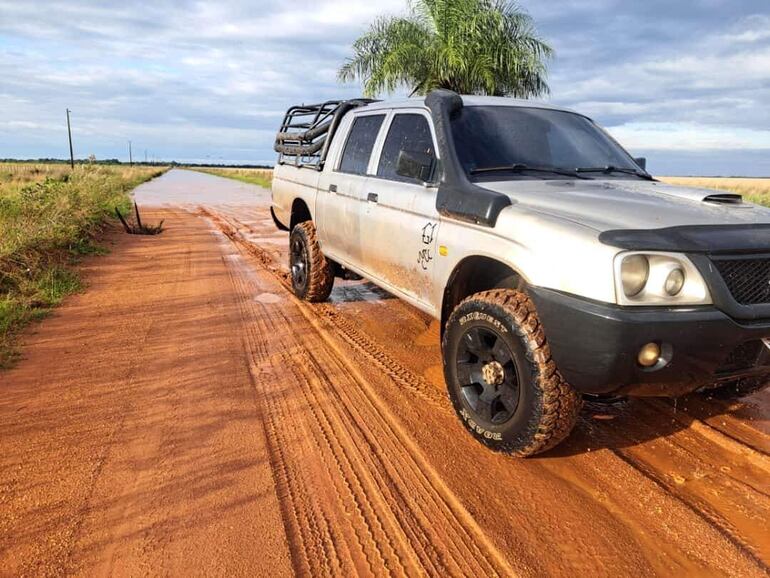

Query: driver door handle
[367,192,378,203]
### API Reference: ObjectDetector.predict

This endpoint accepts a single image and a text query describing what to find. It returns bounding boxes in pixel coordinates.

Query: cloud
[722,14,770,43]
[0,0,768,174]
[608,123,770,151]
[540,4,770,129]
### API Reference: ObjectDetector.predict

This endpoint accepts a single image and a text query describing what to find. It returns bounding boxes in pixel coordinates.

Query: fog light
[638,342,661,367]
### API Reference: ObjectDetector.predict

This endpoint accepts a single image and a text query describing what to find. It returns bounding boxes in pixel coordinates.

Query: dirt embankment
[1,170,768,576]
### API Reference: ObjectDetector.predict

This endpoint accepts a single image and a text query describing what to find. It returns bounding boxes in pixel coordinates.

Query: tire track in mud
[212,221,518,576]
[608,448,768,570]
[225,256,345,577]
[316,305,448,409]
[290,311,512,575]
[204,206,769,575]
[202,208,448,411]
[600,400,770,568]
[644,398,770,461]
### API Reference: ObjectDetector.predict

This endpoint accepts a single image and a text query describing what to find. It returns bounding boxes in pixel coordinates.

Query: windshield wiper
[470,163,590,179]
[575,165,652,180]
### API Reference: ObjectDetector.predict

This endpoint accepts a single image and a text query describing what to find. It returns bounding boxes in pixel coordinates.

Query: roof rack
[274,98,378,169]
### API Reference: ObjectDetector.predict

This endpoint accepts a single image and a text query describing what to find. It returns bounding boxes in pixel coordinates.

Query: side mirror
[396,150,435,183]
[633,157,647,171]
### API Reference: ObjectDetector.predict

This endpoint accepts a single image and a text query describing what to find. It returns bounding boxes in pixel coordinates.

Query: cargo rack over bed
[274,98,378,169]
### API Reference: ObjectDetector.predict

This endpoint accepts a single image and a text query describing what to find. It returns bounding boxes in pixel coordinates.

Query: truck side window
[338,114,385,175]
[377,114,436,183]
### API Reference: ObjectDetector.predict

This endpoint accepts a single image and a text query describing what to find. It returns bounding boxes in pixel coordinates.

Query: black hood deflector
[425,90,511,227]
[599,224,770,255]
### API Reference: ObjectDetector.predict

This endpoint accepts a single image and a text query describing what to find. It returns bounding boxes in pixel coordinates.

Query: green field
[0,162,167,367]
[190,166,273,189]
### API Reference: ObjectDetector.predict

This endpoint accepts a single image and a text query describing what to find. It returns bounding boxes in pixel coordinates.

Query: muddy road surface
[1,169,768,577]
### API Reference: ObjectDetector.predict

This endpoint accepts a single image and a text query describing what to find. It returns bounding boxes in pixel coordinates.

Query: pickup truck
[271,90,770,456]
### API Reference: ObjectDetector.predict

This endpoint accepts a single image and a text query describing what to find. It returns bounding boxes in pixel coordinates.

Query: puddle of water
[255,292,282,304]
[133,168,270,207]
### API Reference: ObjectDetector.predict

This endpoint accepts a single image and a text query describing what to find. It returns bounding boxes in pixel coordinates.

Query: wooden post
[115,207,133,233]
[134,202,143,229]
[66,109,74,169]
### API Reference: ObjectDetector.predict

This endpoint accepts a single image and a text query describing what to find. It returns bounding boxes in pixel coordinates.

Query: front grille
[712,256,770,305]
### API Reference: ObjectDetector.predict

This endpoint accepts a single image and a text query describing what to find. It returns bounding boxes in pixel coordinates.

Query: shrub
[0,163,167,367]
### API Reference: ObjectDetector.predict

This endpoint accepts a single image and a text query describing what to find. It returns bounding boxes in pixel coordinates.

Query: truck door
[357,110,440,306]
[317,112,386,269]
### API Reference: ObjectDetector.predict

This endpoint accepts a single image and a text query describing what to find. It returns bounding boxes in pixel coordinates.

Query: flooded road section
[1,169,767,576]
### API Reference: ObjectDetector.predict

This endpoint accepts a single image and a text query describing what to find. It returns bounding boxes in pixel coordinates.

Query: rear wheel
[442,289,582,456]
[289,221,333,302]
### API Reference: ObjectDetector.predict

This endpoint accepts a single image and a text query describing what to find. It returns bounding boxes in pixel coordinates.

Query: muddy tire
[442,289,582,457]
[289,221,333,302]
[701,375,768,400]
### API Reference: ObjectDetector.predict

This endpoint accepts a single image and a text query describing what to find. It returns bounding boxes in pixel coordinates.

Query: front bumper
[529,286,770,396]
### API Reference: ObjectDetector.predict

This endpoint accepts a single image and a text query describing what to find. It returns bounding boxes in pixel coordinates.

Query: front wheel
[289,221,334,302]
[442,289,582,456]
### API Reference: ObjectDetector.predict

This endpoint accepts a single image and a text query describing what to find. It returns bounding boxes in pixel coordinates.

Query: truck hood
[483,179,770,232]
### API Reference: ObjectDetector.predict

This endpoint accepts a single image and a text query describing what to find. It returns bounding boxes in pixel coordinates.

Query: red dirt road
[1,169,768,577]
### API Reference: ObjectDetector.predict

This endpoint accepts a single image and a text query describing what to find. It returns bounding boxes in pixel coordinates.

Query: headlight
[621,255,649,297]
[613,252,712,305]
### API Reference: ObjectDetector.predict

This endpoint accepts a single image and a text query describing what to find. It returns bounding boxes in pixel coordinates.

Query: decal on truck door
[418,222,437,270]
[421,222,437,244]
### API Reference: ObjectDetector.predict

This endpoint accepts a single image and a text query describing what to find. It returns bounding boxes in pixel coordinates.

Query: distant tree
[338,0,552,98]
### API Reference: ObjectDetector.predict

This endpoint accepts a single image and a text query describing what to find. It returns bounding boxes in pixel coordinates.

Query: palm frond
[338,0,553,98]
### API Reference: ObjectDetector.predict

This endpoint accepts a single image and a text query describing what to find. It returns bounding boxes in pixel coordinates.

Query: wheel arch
[290,198,313,230]
[441,255,526,332]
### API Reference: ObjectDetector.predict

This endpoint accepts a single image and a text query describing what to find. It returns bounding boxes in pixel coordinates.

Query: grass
[659,177,770,207]
[190,166,273,189]
[0,162,168,367]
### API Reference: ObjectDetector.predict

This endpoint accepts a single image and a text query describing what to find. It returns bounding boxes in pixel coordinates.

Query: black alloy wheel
[442,289,582,456]
[290,234,309,293]
[288,221,334,302]
[456,325,520,426]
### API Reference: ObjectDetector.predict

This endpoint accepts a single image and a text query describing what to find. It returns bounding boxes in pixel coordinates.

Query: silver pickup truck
[271,90,770,456]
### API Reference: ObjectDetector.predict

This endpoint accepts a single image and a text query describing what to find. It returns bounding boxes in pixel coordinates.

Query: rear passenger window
[338,114,385,175]
[377,114,436,182]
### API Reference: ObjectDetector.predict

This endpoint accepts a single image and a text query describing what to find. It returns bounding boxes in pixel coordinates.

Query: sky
[1,0,768,176]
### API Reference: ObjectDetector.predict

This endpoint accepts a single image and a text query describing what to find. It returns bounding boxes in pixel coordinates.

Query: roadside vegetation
[659,176,770,207]
[190,166,273,189]
[0,162,167,367]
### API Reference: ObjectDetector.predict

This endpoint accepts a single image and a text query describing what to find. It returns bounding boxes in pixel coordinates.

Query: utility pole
[128,140,133,166]
[144,149,148,164]
[66,109,74,169]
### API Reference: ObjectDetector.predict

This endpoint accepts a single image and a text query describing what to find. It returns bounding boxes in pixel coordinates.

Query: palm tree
[338,0,553,98]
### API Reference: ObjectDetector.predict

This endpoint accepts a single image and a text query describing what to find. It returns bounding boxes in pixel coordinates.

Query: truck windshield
[451,106,643,179]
